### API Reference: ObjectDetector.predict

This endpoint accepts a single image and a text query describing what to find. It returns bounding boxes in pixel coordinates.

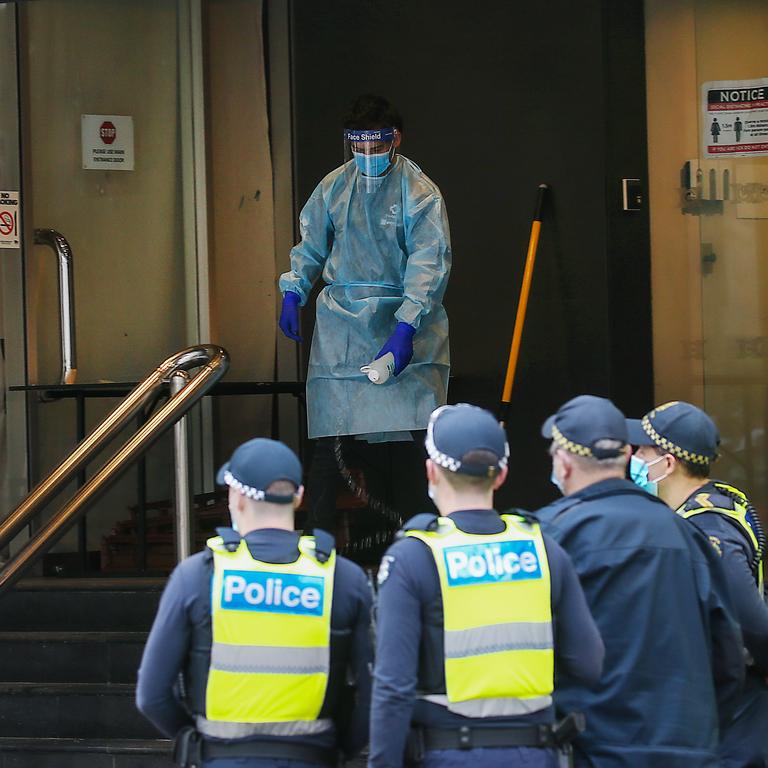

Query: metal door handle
[33,228,77,384]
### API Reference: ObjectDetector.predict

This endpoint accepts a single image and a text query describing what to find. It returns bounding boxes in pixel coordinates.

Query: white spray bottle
[360,352,395,385]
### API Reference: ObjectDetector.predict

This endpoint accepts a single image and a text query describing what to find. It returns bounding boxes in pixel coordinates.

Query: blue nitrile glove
[376,322,416,376]
[279,291,302,342]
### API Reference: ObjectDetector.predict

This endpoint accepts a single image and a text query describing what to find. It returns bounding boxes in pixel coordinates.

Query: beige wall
[14,0,280,554]
[646,0,768,508]
[645,0,703,405]
[21,0,186,551]
[24,0,186,385]
[206,0,277,458]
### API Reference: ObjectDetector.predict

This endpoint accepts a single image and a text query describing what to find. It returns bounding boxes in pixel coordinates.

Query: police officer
[536,395,745,768]
[136,438,373,767]
[628,400,768,768]
[369,404,605,768]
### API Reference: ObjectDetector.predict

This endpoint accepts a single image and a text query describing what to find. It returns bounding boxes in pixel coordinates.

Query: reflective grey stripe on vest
[421,693,552,717]
[210,643,329,675]
[444,621,553,659]
[196,715,333,739]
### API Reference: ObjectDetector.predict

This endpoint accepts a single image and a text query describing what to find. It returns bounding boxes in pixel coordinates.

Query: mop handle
[499,184,548,426]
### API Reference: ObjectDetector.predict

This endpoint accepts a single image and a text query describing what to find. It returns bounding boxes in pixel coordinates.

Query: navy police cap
[426,404,510,478]
[216,438,302,505]
[626,401,719,465]
[541,395,628,459]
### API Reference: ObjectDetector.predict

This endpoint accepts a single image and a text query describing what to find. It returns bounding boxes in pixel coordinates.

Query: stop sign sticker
[99,121,116,144]
[82,114,134,170]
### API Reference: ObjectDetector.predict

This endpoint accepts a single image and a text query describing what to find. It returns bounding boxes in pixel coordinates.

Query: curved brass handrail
[0,344,230,594]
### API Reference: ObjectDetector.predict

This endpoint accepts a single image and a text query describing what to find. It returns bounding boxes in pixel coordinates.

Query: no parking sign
[0,191,20,249]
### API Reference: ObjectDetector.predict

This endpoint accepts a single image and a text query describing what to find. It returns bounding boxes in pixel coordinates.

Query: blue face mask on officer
[630,453,670,496]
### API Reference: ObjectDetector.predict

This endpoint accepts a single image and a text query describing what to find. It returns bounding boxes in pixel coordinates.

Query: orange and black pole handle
[499,183,549,427]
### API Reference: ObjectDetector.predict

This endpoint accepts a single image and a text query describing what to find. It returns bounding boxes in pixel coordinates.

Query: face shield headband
[344,127,397,179]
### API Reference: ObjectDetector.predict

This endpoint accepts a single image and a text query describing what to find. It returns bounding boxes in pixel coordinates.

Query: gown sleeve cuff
[278,272,308,305]
[394,298,423,330]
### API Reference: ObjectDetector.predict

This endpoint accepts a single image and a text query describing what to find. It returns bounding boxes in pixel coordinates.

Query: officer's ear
[229,485,244,513]
[492,465,508,491]
[555,448,574,480]
[426,458,439,486]
[293,484,305,510]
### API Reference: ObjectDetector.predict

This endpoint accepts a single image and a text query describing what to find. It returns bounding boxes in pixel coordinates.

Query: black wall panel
[286,0,652,510]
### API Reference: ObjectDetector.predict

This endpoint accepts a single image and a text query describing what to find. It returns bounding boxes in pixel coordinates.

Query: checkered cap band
[551,424,594,457]
[641,415,712,465]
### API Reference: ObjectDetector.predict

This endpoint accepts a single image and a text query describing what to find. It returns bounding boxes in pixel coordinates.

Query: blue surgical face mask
[353,149,392,177]
[630,454,667,496]
[550,468,564,495]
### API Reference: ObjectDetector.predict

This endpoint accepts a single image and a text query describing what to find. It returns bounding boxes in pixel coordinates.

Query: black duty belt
[201,740,338,766]
[421,725,557,750]
[173,728,339,768]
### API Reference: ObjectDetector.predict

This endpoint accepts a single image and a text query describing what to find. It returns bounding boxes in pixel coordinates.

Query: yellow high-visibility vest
[678,482,764,593]
[406,513,554,717]
[199,535,335,739]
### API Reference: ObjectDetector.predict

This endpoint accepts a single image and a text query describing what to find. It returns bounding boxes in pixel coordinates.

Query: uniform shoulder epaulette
[214,526,241,552]
[399,513,439,534]
[311,529,336,563]
[683,490,737,513]
[501,507,536,523]
[683,491,736,512]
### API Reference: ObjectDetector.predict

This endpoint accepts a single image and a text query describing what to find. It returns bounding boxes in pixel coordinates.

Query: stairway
[0,577,172,767]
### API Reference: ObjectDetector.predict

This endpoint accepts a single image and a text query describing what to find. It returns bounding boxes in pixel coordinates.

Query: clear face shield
[343,127,398,192]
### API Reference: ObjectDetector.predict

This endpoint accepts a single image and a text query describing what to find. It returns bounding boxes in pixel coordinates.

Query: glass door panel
[695,0,768,509]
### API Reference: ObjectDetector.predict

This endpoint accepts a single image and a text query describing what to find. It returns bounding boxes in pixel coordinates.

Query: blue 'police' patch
[220,570,324,616]
[443,540,542,587]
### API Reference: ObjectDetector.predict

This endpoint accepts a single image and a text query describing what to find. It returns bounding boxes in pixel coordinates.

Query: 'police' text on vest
[443,541,542,587]
[221,570,325,616]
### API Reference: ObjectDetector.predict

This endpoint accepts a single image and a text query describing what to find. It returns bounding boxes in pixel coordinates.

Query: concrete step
[0,632,146,684]
[0,737,172,767]
[0,579,164,631]
[0,683,159,739]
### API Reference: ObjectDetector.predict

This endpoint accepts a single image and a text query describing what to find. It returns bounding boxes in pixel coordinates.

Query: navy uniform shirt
[369,508,605,768]
[136,528,373,757]
[535,478,745,768]
[678,484,768,768]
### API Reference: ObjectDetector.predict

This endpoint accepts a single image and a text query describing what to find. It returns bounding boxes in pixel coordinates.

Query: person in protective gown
[278,94,451,535]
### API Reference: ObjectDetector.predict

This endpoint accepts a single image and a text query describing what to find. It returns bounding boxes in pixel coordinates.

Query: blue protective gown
[534,478,745,768]
[279,155,451,439]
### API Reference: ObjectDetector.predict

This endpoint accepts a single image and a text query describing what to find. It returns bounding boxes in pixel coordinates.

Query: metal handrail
[0,344,229,594]
[34,229,77,385]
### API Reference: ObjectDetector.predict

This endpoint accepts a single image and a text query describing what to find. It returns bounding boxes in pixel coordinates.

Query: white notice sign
[702,78,768,158]
[81,114,134,170]
[0,191,20,249]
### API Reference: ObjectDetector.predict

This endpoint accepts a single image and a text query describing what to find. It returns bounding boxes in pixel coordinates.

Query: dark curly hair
[343,94,403,132]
